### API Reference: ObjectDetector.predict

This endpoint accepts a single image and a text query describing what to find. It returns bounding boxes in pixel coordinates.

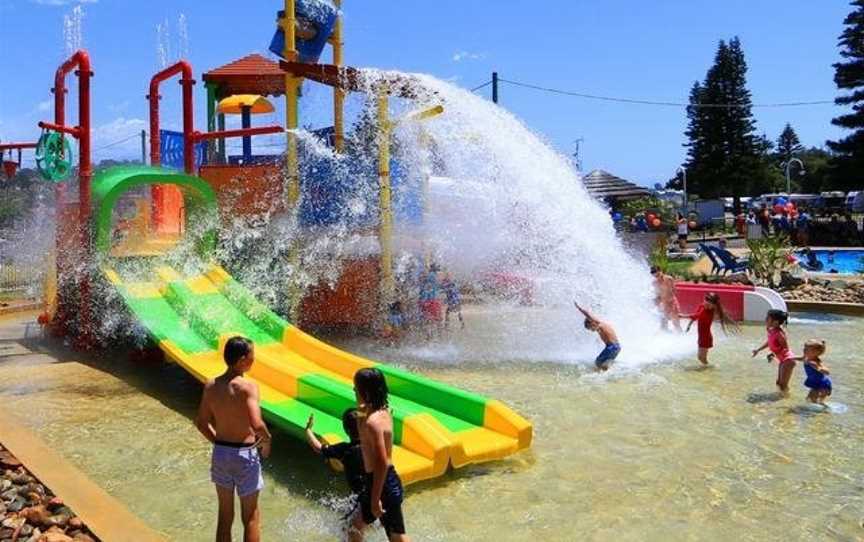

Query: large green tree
[683,38,763,201]
[798,147,834,193]
[776,123,803,163]
[827,0,864,190]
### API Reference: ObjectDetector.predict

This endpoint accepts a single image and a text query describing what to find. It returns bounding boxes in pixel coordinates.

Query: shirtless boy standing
[350,368,410,542]
[650,266,682,331]
[574,301,621,371]
[195,337,272,542]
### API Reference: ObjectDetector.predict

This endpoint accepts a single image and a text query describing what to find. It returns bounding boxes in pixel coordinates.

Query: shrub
[746,236,795,289]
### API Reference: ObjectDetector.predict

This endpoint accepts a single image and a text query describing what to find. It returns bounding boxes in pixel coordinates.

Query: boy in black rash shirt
[306,409,366,497]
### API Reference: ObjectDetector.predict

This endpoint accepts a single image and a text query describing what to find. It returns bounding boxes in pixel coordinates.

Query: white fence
[0,263,43,296]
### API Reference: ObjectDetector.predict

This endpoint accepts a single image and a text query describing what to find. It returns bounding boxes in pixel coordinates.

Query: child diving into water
[306,409,366,513]
[792,339,832,405]
[350,368,410,542]
[752,309,796,396]
[574,301,620,371]
[682,292,737,365]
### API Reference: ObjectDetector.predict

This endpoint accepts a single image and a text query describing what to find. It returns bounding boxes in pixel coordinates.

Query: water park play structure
[0,142,37,180]
[15,1,532,485]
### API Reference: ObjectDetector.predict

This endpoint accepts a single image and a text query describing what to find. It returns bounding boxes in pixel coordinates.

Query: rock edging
[1,443,97,542]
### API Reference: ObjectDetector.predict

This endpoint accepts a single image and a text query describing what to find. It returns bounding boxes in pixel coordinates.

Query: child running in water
[752,309,796,396]
[351,368,410,542]
[790,339,832,405]
[306,410,366,516]
[441,273,465,330]
[574,301,620,371]
[683,292,736,365]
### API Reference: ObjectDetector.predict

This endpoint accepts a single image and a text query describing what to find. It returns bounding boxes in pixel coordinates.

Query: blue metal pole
[241,105,252,162]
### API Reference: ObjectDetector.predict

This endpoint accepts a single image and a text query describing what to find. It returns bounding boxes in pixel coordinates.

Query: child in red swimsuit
[751,310,796,396]
[683,292,736,365]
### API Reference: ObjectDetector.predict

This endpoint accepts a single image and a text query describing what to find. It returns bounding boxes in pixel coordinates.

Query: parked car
[845,191,864,212]
[853,191,864,213]
[722,197,752,212]
[787,193,821,210]
[818,191,847,213]
[688,199,725,226]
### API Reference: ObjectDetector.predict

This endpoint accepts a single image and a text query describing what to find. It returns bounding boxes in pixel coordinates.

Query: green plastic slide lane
[111,271,354,446]
[122,295,212,355]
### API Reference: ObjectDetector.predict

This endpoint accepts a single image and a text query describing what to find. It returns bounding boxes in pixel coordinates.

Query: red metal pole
[76,51,93,350]
[182,73,195,174]
[191,125,285,142]
[0,143,38,151]
[45,50,93,348]
[77,51,92,239]
[147,61,195,236]
[36,122,81,137]
[147,61,195,168]
[52,54,75,207]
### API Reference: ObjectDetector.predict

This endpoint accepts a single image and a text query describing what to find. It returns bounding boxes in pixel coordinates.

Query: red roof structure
[203,54,286,98]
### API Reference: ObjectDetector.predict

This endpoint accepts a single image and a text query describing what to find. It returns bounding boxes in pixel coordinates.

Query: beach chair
[699,243,722,274]
[713,247,749,275]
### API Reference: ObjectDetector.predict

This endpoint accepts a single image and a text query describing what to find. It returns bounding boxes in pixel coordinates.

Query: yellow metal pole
[331,0,345,153]
[283,0,300,206]
[377,88,394,308]
[282,0,303,322]
[419,129,432,270]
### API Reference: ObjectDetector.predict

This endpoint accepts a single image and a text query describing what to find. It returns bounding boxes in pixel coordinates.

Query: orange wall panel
[199,164,285,218]
[299,259,380,327]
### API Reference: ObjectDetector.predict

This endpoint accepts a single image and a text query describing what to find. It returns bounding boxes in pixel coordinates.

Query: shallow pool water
[0,310,862,541]
[796,249,864,275]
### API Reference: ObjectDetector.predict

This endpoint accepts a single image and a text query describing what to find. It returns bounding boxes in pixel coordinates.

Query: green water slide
[94,166,532,484]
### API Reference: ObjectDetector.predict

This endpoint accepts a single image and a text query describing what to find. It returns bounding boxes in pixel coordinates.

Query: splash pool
[1,309,861,541]
[796,249,864,275]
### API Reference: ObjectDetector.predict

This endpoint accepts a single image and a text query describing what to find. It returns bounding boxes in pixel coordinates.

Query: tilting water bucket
[2,160,17,179]
[269,0,339,64]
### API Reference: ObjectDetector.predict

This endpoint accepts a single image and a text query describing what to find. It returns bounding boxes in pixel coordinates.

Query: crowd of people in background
[612,199,862,248]
[382,260,466,345]
[745,204,862,246]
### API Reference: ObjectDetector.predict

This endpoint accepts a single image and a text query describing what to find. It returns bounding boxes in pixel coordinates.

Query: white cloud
[92,117,146,158]
[452,51,485,62]
[108,100,130,114]
[30,0,97,5]
[36,100,52,112]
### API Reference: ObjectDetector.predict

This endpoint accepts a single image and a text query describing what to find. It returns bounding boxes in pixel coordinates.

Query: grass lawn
[666,260,695,276]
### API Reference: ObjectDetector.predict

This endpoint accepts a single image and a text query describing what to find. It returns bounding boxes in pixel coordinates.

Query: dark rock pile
[780,276,864,304]
[0,444,97,542]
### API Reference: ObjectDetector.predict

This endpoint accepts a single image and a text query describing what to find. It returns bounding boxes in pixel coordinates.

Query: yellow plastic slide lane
[106,263,531,484]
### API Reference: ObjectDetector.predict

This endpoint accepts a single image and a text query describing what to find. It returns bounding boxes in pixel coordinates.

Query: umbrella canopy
[217,94,275,115]
[582,169,650,201]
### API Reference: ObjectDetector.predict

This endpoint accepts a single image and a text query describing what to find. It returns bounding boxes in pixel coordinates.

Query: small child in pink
[752,310,796,396]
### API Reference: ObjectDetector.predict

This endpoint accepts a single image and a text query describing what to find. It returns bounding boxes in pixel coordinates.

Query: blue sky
[0,0,852,186]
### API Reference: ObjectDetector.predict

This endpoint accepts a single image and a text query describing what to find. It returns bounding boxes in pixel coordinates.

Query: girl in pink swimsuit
[752,310,796,395]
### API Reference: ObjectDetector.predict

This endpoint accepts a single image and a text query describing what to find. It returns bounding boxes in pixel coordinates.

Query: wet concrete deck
[0,311,167,542]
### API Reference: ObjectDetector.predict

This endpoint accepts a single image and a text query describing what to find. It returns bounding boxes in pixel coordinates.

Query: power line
[93,132,141,152]
[469,80,492,92]
[498,77,835,109]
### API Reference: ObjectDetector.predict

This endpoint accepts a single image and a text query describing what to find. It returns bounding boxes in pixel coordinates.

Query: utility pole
[572,138,584,172]
[676,166,687,213]
[492,72,499,104]
[140,130,147,165]
[784,158,805,194]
